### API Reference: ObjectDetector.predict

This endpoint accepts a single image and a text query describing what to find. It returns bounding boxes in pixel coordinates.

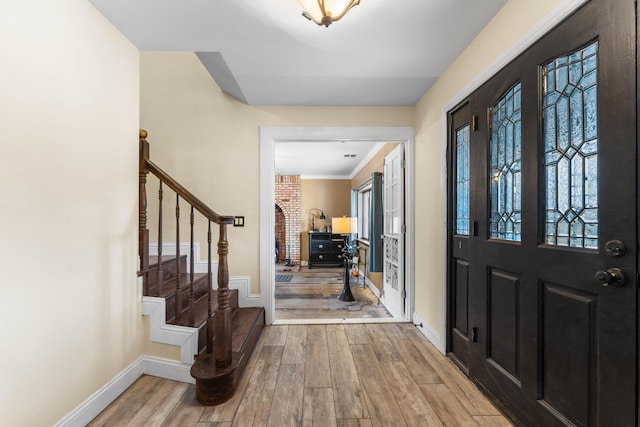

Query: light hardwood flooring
[274,267,392,321]
[89,323,512,426]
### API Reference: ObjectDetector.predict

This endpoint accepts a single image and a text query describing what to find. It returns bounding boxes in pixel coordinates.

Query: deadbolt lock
[605,240,626,257]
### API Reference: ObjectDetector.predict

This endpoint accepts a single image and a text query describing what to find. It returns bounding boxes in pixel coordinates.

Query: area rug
[275,274,293,283]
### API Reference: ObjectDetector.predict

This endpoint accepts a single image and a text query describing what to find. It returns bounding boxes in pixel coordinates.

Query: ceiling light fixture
[298,0,360,27]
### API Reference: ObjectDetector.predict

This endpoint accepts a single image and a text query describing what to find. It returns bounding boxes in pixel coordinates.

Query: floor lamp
[332,217,357,302]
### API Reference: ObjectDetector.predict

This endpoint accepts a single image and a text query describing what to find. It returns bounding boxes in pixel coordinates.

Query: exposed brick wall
[275,175,301,264]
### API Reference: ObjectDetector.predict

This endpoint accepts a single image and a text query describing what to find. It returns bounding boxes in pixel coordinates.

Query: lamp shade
[332,217,357,234]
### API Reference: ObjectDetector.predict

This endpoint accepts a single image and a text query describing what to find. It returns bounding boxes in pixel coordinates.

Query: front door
[447,0,637,425]
[381,144,405,318]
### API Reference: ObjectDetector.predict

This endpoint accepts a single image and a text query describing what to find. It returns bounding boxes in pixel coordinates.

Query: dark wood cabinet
[308,232,345,268]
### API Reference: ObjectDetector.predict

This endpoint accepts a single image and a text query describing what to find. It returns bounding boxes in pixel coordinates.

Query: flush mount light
[298,0,360,27]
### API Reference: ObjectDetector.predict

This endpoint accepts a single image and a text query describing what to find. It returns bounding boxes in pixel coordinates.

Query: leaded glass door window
[455,124,470,236]
[542,42,598,249]
[489,83,522,241]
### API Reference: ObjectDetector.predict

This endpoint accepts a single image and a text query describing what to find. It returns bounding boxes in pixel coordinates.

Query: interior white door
[381,144,404,318]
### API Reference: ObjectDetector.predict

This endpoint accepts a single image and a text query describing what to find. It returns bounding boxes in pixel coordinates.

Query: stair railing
[138,129,234,368]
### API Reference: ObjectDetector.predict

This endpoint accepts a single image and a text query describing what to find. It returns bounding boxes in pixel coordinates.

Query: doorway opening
[260,127,415,325]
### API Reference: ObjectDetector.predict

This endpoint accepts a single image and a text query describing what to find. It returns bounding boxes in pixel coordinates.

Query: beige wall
[299,179,352,261]
[140,51,414,295]
[351,143,398,189]
[413,0,568,335]
[0,0,141,425]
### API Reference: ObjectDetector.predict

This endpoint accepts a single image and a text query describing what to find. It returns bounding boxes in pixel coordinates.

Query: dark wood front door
[447,0,637,425]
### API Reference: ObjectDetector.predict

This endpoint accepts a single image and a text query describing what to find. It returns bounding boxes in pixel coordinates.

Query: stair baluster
[175,194,181,323]
[206,221,213,353]
[138,131,150,294]
[189,205,195,327]
[215,222,232,368]
[156,182,163,296]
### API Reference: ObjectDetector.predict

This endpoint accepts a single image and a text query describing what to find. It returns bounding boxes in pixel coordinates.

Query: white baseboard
[362,277,380,298]
[412,312,445,354]
[55,357,145,427]
[142,356,194,384]
[55,356,193,427]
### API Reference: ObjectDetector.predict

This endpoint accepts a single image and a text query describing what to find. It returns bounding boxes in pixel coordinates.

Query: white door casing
[260,127,415,325]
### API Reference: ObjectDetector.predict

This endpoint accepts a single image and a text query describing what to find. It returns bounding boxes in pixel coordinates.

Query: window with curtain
[353,173,383,272]
[358,186,371,241]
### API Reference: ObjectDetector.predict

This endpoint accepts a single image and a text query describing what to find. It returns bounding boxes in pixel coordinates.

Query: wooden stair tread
[145,272,209,298]
[148,254,183,267]
[231,307,265,352]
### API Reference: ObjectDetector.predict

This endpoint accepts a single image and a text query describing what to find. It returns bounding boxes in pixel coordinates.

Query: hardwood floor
[89,324,512,426]
[274,267,392,321]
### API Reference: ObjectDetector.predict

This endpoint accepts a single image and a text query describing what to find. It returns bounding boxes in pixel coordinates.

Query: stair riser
[165,286,240,324]
[147,255,188,289]
[164,277,210,322]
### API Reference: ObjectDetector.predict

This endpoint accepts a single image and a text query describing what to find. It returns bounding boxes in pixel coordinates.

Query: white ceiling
[89,0,507,177]
[89,0,507,106]
[275,140,387,178]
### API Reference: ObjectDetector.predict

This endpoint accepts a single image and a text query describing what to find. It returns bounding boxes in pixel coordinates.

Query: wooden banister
[145,160,234,226]
[139,129,236,384]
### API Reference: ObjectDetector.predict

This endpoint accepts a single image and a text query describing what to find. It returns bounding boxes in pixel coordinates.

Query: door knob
[595,268,625,287]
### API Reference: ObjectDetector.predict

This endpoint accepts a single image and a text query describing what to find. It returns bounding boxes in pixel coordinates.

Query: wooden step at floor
[231,307,265,371]
[191,306,265,405]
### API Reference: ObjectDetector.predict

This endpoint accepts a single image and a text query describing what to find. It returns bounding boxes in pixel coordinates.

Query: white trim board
[438,0,589,353]
[142,296,199,364]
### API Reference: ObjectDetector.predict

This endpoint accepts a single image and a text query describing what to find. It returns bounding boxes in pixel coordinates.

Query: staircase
[146,255,264,358]
[139,129,264,405]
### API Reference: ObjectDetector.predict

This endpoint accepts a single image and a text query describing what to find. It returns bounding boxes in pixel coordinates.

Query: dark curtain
[369,172,384,272]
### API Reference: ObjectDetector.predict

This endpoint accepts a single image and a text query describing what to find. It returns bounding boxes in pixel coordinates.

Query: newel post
[139,130,150,293]
[215,222,232,368]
